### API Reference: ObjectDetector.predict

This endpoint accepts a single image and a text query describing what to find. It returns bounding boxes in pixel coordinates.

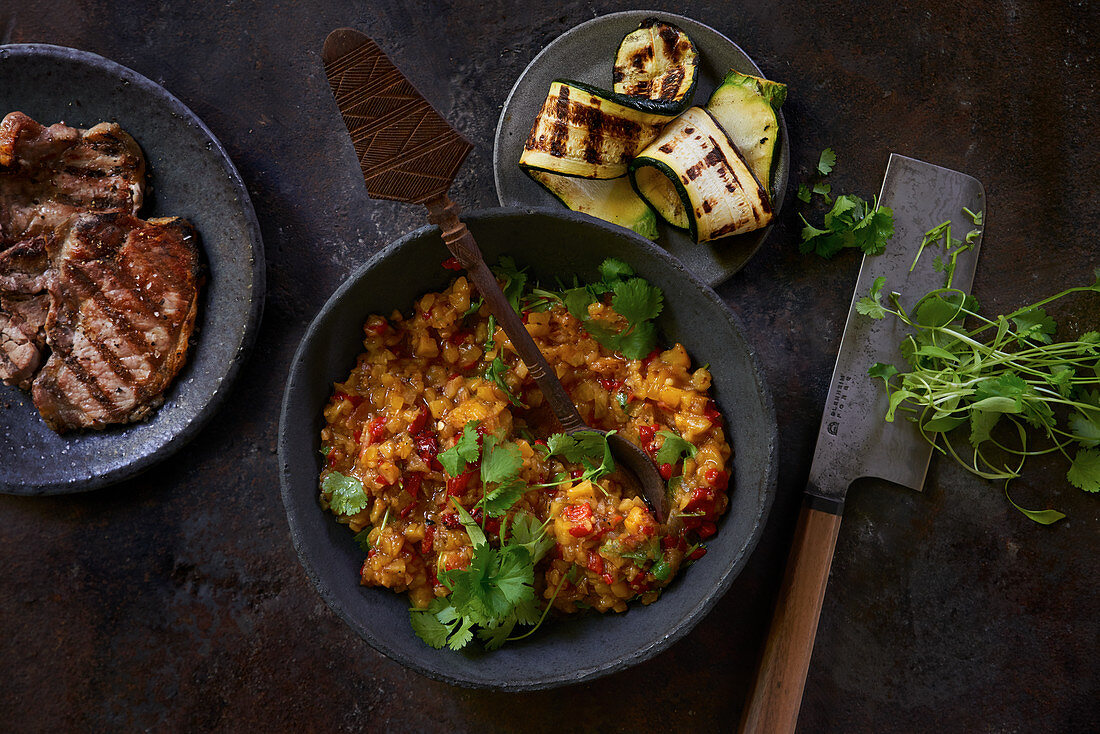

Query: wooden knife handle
[424,194,585,434]
[739,496,843,734]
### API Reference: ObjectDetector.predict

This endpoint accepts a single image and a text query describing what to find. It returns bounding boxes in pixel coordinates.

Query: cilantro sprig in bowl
[279,207,777,690]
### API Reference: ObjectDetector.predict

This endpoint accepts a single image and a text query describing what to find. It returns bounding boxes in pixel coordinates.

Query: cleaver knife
[739,154,985,734]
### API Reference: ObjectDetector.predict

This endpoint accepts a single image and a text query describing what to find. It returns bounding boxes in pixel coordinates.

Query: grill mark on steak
[0,112,145,248]
[31,212,201,432]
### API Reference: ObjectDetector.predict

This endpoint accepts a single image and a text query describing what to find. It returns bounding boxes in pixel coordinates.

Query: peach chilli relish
[318,257,732,650]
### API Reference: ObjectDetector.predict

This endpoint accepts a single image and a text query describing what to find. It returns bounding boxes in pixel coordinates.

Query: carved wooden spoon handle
[424,194,586,434]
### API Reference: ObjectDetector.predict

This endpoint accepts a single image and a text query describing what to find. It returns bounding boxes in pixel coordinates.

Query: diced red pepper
[703,399,722,424]
[404,473,422,497]
[441,256,462,271]
[661,532,681,550]
[601,572,615,586]
[598,377,624,392]
[562,503,592,523]
[409,404,429,435]
[366,416,387,445]
[414,430,439,462]
[688,546,707,561]
[704,468,729,489]
[446,468,475,496]
[659,463,674,480]
[375,473,395,487]
[366,321,388,336]
[441,513,461,530]
[638,424,657,444]
[334,391,363,408]
[448,329,470,345]
[326,451,338,469]
[421,525,435,555]
[586,551,604,575]
[641,348,661,369]
[570,468,584,479]
[696,521,718,539]
[399,503,415,518]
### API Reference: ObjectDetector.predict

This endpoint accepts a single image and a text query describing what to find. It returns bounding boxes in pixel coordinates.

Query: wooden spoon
[322,28,669,521]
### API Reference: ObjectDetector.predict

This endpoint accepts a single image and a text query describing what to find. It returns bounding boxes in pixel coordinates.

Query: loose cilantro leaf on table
[322,471,368,516]
[817,147,837,175]
[858,272,1100,522]
[797,149,894,258]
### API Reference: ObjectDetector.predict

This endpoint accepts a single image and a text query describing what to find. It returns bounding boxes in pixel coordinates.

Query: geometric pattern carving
[323,29,472,204]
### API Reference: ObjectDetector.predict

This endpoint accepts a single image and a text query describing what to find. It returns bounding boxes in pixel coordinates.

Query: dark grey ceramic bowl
[0,44,264,494]
[279,208,776,690]
[494,10,789,287]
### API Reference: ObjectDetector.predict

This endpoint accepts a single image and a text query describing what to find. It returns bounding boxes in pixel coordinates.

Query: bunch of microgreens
[798,148,896,258]
[858,224,1100,522]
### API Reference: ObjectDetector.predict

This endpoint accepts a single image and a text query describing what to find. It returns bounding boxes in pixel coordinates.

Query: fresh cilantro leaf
[482,478,528,517]
[545,430,615,483]
[1012,308,1057,344]
[599,257,634,284]
[480,433,523,485]
[410,598,457,649]
[1069,410,1100,447]
[486,356,525,407]
[320,445,331,457]
[612,277,663,323]
[478,618,517,651]
[852,204,894,255]
[563,286,596,320]
[493,544,535,605]
[615,320,658,359]
[323,472,368,516]
[796,183,812,203]
[655,430,697,466]
[509,513,554,564]
[812,181,832,201]
[856,276,888,319]
[868,362,898,382]
[1067,448,1100,492]
[817,147,836,175]
[438,421,481,477]
[823,195,860,229]
[492,256,527,313]
[353,527,373,552]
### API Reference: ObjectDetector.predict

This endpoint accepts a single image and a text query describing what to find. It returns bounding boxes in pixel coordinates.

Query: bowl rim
[278,205,777,690]
[0,42,265,495]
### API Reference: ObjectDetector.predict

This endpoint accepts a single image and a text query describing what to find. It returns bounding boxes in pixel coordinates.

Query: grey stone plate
[493,11,789,287]
[0,44,264,495]
[279,208,776,690]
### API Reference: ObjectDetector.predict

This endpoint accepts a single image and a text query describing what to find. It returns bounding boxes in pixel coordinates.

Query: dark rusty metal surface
[0,0,1096,731]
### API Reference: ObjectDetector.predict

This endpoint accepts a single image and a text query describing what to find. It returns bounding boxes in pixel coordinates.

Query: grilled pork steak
[0,111,146,248]
[32,212,201,432]
[0,235,51,388]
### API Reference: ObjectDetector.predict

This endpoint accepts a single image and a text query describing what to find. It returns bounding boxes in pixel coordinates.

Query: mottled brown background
[1,1,1097,732]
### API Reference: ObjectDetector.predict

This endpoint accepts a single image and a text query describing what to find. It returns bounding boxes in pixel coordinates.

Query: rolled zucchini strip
[526,169,659,240]
[612,18,699,115]
[628,106,773,243]
[520,80,677,179]
[706,70,786,193]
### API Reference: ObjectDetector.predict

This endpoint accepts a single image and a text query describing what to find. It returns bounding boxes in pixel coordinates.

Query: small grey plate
[279,208,776,690]
[0,44,264,495]
[493,11,789,287]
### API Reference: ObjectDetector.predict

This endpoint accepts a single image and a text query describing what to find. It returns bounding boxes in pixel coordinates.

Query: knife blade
[740,154,986,734]
[808,153,986,510]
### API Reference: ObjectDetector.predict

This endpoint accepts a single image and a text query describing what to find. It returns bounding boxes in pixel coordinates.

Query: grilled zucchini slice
[520,80,677,179]
[706,70,786,192]
[612,18,698,115]
[526,170,658,239]
[628,106,773,243]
